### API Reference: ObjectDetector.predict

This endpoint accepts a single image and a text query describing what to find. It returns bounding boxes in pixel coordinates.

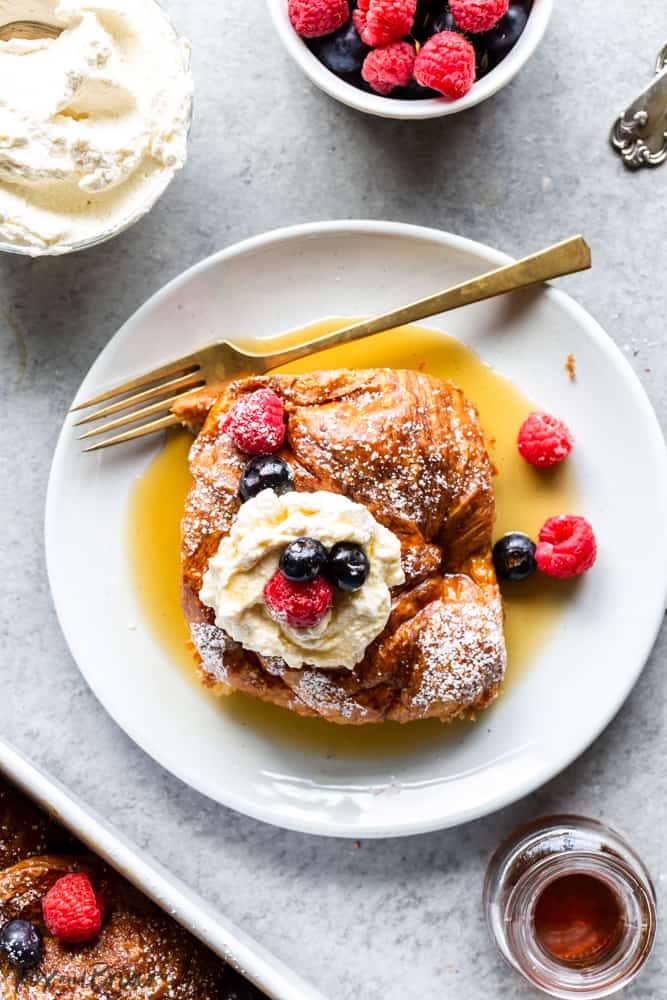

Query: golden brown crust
[175,387,223,434]
[0,855,226,999]
[177,369,506,725]
[0,784,76,872]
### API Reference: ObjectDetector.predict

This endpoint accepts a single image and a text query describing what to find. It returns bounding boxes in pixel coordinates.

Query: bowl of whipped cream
[0,0,193,256]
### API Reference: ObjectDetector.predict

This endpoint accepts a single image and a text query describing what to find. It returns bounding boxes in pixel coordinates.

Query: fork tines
[72,359,204,452]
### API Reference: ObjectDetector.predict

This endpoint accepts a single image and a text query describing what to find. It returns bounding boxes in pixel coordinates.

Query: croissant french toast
[0,780,240,999]
[0,786,75,871]
[0,853,227,998]
[175,368,507,725]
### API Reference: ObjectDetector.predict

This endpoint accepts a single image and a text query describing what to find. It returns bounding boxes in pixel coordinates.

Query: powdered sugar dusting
[291,670,370,721]
[289,377,493,544]
[411,599,506,713]
[400,548,421,578]
[181,435,240,558]
[182,484,234,558]
[0,793,226,997]
[189,622,230,684]
[181,369,505,724]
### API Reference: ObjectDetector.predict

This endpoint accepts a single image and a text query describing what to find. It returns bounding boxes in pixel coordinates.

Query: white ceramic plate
[46,222,667,838]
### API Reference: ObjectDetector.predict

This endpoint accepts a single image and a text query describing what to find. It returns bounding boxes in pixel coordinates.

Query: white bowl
[0,0,192,258]
[266,0,554,119]
[46,221,667,838]
[0,164,189,258]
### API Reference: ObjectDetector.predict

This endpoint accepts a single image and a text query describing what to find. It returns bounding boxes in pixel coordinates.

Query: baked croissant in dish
[0,785,76,872]
[176,368,506,726]
[0,854,226,999]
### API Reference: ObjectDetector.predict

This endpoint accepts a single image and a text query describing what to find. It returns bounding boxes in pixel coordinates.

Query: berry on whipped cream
[199,489,405,670]
[264,571,334,628]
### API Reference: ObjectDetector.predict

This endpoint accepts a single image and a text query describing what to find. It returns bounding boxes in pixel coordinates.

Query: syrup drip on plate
[127,322,577,756]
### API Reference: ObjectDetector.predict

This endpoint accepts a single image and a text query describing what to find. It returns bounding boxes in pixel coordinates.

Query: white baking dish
[0,737,325,1000]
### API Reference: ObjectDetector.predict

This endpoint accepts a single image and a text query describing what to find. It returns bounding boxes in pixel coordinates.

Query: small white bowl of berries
[267,0,553,119]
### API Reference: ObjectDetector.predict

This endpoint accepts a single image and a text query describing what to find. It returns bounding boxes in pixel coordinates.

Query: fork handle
[257,236,591,370]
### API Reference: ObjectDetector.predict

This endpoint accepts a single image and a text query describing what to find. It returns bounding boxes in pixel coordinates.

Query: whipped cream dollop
[0,0,192,252]
[200,489,406,671]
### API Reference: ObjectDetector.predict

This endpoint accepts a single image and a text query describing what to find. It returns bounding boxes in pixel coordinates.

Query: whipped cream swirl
[0,0,192,252]
[200,489,406,671]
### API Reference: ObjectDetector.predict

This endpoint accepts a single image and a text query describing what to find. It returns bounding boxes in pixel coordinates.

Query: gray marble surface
[1,1,666,997]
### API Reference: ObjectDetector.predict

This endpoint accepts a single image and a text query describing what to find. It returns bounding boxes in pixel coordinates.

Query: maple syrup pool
[127,322,577,756]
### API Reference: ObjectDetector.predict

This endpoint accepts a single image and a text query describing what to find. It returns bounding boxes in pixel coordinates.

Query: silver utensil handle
[611,43,667,169]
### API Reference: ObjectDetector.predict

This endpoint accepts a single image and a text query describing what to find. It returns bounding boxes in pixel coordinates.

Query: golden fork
[73,235,591,452]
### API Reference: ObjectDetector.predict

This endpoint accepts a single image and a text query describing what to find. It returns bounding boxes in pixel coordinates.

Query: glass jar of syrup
[483,816,657,998]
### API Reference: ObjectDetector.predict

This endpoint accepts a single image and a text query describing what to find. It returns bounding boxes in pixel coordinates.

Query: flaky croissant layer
[176,369,506,725]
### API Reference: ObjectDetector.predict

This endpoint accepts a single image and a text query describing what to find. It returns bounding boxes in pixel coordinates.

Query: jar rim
[484,817,657,999]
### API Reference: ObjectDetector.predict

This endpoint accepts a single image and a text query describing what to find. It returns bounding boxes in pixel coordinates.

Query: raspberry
[288,0,350,37]
[43,874,104,944]
[517,411,575,469]
[535,516,597,579]
[352,0,416,46]
[450,0,509,33]
[264,571,334,629]
[414,32,476,100]
[224,389,286,456]
[362,41,415,95]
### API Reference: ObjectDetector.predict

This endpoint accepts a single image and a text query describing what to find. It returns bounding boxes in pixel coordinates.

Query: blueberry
[413,0,452,41]
[482,2,529,58]
[342,70,375,94]
[309,20,369,75]
[493,533,537,582]
[240,456,294,501]
[393,78,440,100]
[472,38,491,78]
[0,920,44,970]
[327,543,370,592]
[428,9,458,35]
[415,5,459,41]
[280,537,329,583]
